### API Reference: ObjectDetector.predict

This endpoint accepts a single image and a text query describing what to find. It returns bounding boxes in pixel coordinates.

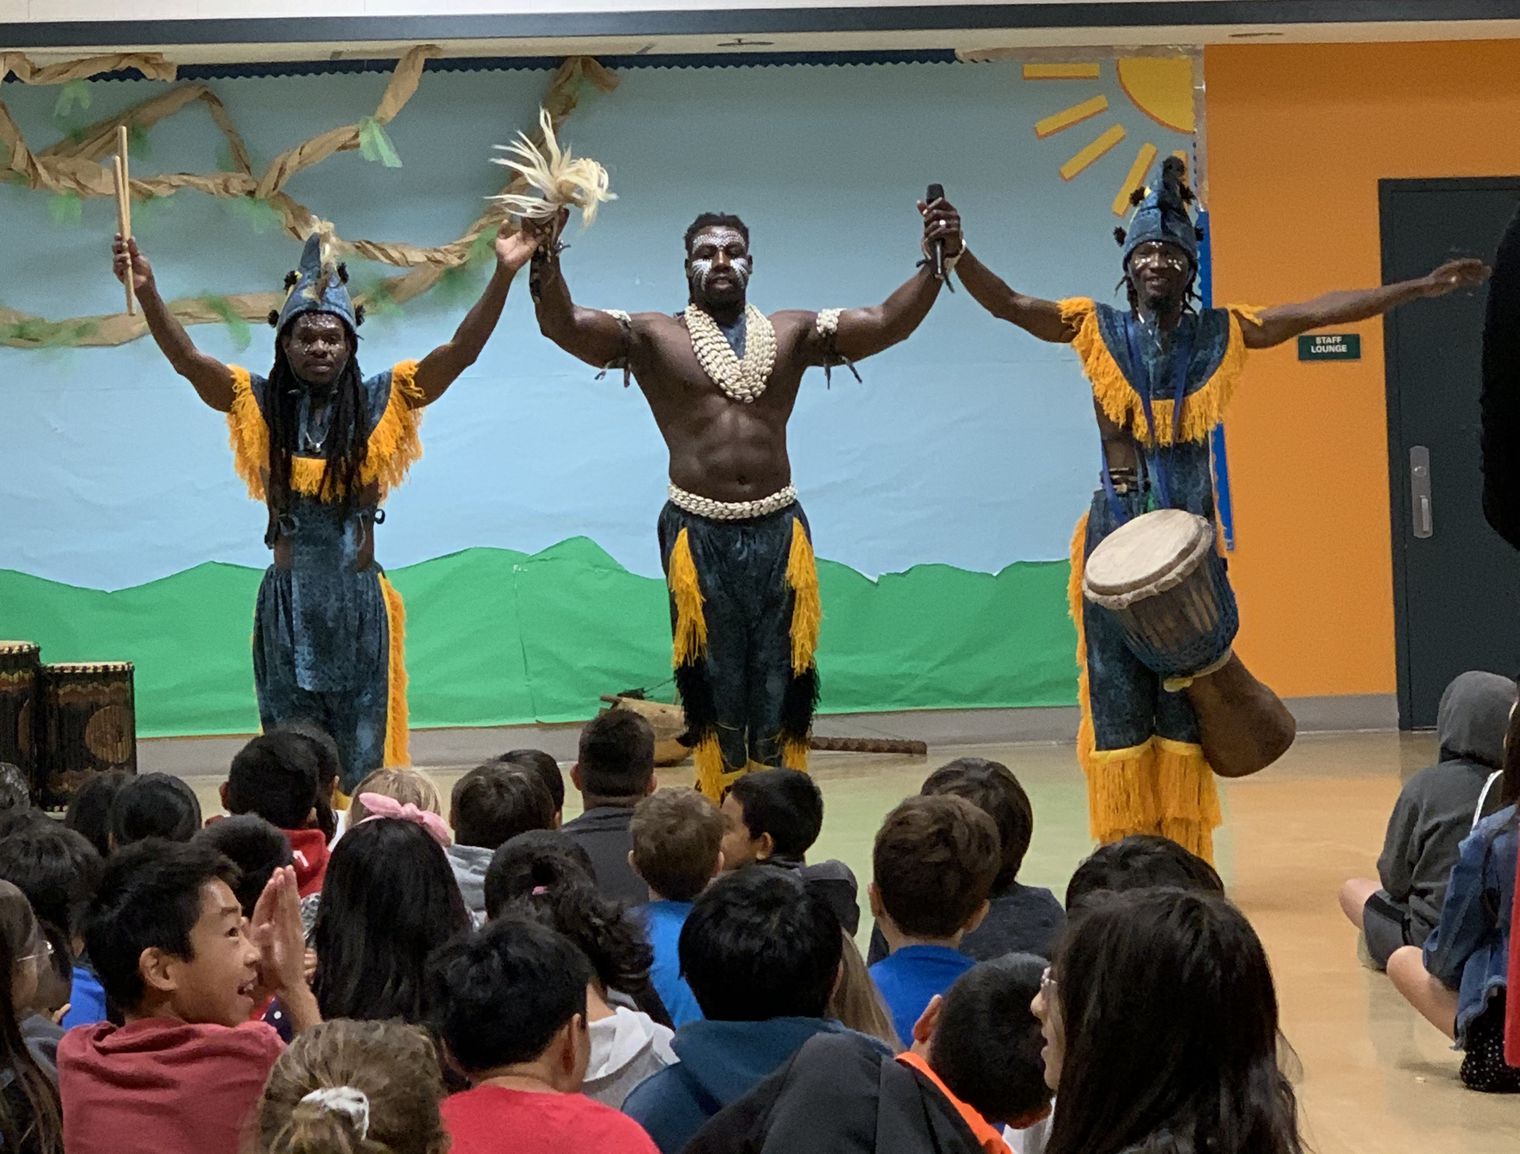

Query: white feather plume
[490,108,614,227]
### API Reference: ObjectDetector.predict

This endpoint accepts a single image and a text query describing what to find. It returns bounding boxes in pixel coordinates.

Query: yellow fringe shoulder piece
[225,366,271,502]
[1226,303,1267,328]
[357,361,425,498]
[1147,309,1249,444]
[668,528,708,667]
[379,574,412,768]
[1063,298,1155,441]
[786,518,821,676]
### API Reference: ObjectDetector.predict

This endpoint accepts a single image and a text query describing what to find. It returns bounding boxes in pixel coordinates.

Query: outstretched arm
[527,210,640,371]
[412,224,538,406]
[113,235,236,412]
[952,247,1076,344]
[799,196,961,365]
[1240,258,1490,349]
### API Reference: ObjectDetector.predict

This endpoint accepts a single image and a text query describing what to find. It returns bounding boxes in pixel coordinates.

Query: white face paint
[688,226,752,300]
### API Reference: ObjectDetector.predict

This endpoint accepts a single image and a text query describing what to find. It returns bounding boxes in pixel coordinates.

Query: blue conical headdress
[1118,155,1201,268]
[271,221,358,335]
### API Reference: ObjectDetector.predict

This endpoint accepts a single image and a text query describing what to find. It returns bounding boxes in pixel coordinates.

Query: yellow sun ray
[1022,62,1100,80]
[1035,95,1109,139]
[1112,142,1158,216]
[1060,124,1126,182]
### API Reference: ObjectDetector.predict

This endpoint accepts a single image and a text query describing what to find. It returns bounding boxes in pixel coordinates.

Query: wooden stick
[114,126,135,316]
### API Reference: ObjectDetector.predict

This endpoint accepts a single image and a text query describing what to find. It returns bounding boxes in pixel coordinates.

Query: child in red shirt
[223,731,333,896]
[58,839,317,1154]
[427,916,658,1154]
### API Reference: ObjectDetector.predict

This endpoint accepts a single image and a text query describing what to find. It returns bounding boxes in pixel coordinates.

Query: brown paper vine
[0,49,618,348]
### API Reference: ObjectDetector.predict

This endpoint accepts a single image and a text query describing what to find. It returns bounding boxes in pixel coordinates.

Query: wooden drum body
[41,662,137,807]
[1083,509,1294,779]
[0,642,41,795]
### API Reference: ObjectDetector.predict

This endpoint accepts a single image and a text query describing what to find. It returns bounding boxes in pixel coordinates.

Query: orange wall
[1204,41,1520,698]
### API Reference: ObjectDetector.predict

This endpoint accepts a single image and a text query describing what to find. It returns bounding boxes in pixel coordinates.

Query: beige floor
[181,729,1518,1153]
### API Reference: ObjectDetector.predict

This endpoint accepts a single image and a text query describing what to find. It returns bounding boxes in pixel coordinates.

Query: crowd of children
[0,680,1511,1154]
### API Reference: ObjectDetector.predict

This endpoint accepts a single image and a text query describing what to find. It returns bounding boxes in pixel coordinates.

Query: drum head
[1083,509,1216,601]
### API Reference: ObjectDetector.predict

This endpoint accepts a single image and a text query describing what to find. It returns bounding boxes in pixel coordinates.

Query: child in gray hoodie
[447,763,557,924]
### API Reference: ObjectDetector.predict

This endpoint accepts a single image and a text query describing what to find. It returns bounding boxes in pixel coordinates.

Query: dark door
[1382,178,1520,728]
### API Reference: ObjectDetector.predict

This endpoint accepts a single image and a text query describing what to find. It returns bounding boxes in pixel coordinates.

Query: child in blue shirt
[868,795,1001,1047]
[630,788,725,1028]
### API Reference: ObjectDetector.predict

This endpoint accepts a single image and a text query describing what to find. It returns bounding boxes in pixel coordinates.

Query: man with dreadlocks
[949,156,1487,861]
[527,200,961,798]
[112,222,539,793]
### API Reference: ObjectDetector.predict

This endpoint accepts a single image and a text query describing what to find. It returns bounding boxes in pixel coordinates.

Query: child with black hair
[63,771,131,860]
[484,832,597,920]
[225,733,330,897]
[0,880,64,1154]
[623,869,850,1154]
[563,712,658,905]
[109,773,202,849]
[498,749,567,829]
[448,763,556,923]
[686,953,1051,1154]
[195,817,296,918]
[1063,834,1224,913]
[0,816,105,1029]
[868,795,1002,1047]
[270,722,344,842]
[427,918,659,1154]
[870,759,1063,965]
[630,789,724,1027]
[720,768,860,934]
[57,840,315,1154]
[504,881,677,1107]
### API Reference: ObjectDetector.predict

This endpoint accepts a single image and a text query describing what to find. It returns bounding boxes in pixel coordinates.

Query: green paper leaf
[355,281,402,325]
[467,227,498,268]
[131,194,176,230]
[47,193,83,227]
[52,80,92,123]
[435,263,483,308]
[1,316,98,349]
[227,195,284,234]
[127,123,152,161]
[67,126,88,146]
[357,118,402,169]
[201,294,252,351]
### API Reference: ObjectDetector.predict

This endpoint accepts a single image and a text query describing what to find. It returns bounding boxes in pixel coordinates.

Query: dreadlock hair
[684,213,749,255]
[264,319,368,539]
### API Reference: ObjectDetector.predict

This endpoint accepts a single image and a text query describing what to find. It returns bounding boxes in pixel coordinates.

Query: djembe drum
[1082,509,1295,779]
[39,662,137,807]
[0,642,41,799]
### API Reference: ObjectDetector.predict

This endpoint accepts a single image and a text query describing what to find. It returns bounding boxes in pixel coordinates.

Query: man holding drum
[949,157,1487,861]
[112,222,540,793]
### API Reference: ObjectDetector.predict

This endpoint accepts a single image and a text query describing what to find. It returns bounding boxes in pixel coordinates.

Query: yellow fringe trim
[668,528,708,667]
[1058,296,1247,447]
[1154,739,1221,863]
[693,735,744,801]
[224,360,425,503]
[781,737,811,773]
[379,574,411,769]
[786,518,821,676]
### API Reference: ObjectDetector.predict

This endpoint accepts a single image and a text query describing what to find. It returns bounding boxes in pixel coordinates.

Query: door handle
[1410,445,1433,539]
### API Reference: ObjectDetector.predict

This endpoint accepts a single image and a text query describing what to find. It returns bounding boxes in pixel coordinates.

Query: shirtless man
[529,202,962,796]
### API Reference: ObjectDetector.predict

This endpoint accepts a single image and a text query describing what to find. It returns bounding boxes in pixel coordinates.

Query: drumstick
[114,126,135,316]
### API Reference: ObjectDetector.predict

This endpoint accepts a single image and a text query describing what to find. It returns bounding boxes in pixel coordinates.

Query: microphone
[926,183,946,281]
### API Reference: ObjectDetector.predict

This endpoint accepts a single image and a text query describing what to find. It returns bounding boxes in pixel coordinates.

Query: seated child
[1064,834,1224,912]
[252,1019,447,1154]
[720,768,860,934]
[1388,769,1520,1092]
[194,817,295,917]
[269,721,343,841]
[630,788,725,1027]
[426,917,659,1154]
[64,771,132,859]
[563,712,659,906]
[225,732,330,897]
[622,869,848,1154]
[686,952,1051,1154]
[868,795,1001,1047]
[1340,671,1514,969]
[503,880,677,1108]
[109,773,202,848]
[870,758,1064,964]
[58,840,316,1154]
[0,878,64,1154]
[448,762,556,923]
[347,769,443,827]
[498,749,568,829]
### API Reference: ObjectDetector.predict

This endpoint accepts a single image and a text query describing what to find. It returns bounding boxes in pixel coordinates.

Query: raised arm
[952,246,1076,344]
[526,211,640,372]
[1240,258,1491,349]
[412,224,538,406]
[113,235,236,412]
[801,197,959,365]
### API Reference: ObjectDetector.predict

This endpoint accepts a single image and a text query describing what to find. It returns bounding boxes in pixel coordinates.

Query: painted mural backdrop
[0,53,1196,735]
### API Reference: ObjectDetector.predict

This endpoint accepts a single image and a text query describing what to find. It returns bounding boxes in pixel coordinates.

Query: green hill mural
[0,538,1077,737]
